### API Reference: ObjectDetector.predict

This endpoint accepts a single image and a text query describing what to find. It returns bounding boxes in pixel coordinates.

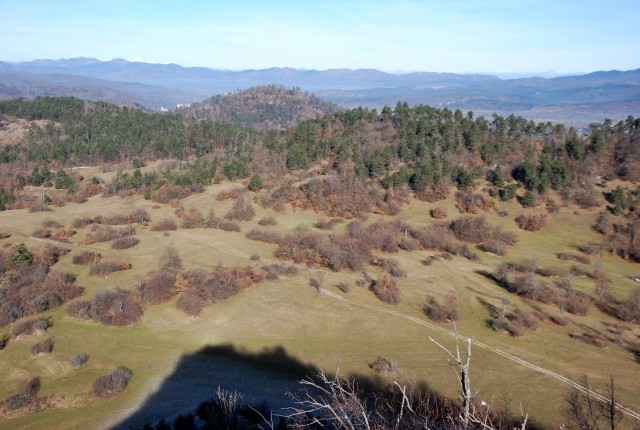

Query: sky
[1,0,639,74]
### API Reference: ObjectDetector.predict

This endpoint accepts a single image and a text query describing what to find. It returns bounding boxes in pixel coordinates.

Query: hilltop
[179,85,341,130]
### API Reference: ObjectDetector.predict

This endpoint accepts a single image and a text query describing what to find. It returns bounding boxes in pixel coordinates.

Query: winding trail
[318,287,640,421]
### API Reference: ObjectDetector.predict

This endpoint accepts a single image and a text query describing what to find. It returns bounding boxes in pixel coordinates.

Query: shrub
[151,217,177,231]
[112,236,140,249]
[378,258,407,277]
[257,216,278,226]
[336,281,351,293]
[246,229,283,244]
[89,260,131,276]
[72,251,101,265]
[216,187,245,201]
[4,377,40,410]
[309,277,323,292]
[85,225,135,243]
[93,367,133,398]
[70,354,89,369]
[430,206,448,219]
[455,191,491,214]
[424,292,460,322]
[558,252,591,265]
[43,218,64,229]
[515,213,547,232]
[129,208,150,223]
[33,243,70,267]
[619,287,640,323]
[159,246,183,272]
[509,309,540,331]
[102,214,130,225]
[72,216,94,228]
[371,275,400,304]
[314,218,343,230]
[261,263,298,280]
[12,317,49,337]
[67,289,143,326]
[369,356,398,375]
[31,338,54,355]
[225,195,255,221]
[180,208,205,228]
[137,271,177,304]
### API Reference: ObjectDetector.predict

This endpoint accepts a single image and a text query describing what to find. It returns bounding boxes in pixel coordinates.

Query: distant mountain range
[0,57,638,125]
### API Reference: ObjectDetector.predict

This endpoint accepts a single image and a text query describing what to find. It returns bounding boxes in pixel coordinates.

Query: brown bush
[112,237,140,249]
[508,308,540,331]
[152,184,193,203]
[102,214,130,225]
[137,270,177,304]
[417,181,450,202]
[31,338,54,355]
[159,246,183,272]
[42,219,63,229]
[180,207,205,228]
[29,200,51,213]
[93,367,132,398]
[371,275,400,304]
[569,333,609,348]
[455,191,491,214]
[33,244,70,267]
[151,217,177,231]
[619,287,640,323]
[70,354,89,369]
[67,289,143,326]
[4,377,40,410]
[314,218,344,230]
[261,263,298,280]
[515,213,547,232]
[397,237,419,251]
[129,208,150,223]
[225,195,255,221]
[536,265,569,277]
[369,356,398,375]
[378,257,407,277]
[32,227,52,239]
[558,252,591,265]
[257,216,278,226]
[85,225,136,244]
[89,260,132,276]
[336,281,352,293]
[12,318,49,337]
[72,217,94,229]
[72,251,101,265]
[246,228,284,244]
[216,187,245,201]
[430,206,448,219]
[424,292,460,322]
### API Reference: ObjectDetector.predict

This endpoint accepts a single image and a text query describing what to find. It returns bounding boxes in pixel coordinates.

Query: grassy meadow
[0,177,639,429]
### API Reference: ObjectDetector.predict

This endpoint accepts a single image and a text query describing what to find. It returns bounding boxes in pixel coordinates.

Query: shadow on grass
[111,343,542,430]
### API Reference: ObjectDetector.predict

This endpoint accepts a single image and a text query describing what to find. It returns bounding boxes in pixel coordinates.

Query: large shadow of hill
[110,344,318,429]
[111,343,541,430]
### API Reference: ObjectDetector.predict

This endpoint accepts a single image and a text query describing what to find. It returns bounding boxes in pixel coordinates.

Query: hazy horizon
[2,1,638,75]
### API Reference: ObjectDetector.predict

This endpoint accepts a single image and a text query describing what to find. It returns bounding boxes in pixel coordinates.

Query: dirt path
[318,287,640,421]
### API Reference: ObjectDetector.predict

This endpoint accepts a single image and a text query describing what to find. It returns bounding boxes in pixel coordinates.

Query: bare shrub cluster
[151,217,177,231]
[70,354,89,369]
[67,289,143,326]
[246,228,284,244]
[31,338,54,356]
[3,377,40,411]
[112,236,140,249]
[137,271,177,304]
[261,262,298,280]
[430,206,448,219]
[262,175,408,218]
[314,218,344,230]
[215,187,245,201]
[558,252,591,265]
[424,292,460,322]
[84,225,136,244]
[92,367,132,398]
[515,213,547,232]
[89,260,131,276]
[12,317,49,337]
[370,274,401,304]
[177,266,265,316]
[455,190,492,214]
[72,251,101,265]
[0,245,83,326]
[257,216,278,226]
[225,195,255,221]
[177,207,241,232]
[369,356,398,375]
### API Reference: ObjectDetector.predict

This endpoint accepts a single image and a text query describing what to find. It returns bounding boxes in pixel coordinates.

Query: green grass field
[1,182,639,429]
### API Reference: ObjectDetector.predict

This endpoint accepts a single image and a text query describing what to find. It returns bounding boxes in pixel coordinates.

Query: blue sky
[1,0,638,74]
